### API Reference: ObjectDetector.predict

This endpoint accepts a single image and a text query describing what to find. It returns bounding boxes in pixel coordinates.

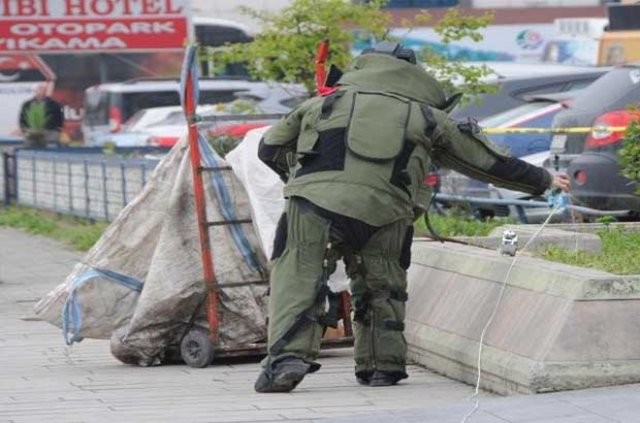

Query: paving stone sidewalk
[1,228,639,423]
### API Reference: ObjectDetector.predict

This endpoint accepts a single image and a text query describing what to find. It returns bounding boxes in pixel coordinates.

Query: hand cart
[176,46,353,368]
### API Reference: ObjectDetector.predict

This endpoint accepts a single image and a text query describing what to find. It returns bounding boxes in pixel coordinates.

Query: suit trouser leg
[263,199,333,368]
[351,219,413,378]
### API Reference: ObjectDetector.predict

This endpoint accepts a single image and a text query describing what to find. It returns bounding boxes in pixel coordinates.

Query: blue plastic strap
[180,44,200,110]
[178,43,262,274]
[61,268,143,346]
[198,135,263,273]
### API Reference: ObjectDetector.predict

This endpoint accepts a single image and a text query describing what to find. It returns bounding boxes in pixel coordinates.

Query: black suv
[550,65,640,214]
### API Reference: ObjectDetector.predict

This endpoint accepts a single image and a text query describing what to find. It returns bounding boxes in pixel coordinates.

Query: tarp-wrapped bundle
[34,136,270,366]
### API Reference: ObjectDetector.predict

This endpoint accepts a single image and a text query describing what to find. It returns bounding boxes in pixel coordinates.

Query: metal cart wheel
[180,328,215,368]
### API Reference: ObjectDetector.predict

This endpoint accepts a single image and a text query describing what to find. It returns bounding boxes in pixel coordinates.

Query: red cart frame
[178,45,353,367]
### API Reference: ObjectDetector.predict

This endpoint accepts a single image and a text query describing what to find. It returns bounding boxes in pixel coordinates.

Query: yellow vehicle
[598,2,640,66]
[543,3,640,67]
[599,31,640,66]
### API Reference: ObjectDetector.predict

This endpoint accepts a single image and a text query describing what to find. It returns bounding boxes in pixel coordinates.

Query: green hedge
[620,116,640,194]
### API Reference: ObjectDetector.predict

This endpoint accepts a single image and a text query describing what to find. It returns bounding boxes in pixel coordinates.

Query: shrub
[620,116,640,194]
[24,102,49,131]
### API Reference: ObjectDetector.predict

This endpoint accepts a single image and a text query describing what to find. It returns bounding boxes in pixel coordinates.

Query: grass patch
[414,213,514,237]
[539,228,640,275]
[414,211,640,275]
[0,206,106,251]
[3,205,637,275]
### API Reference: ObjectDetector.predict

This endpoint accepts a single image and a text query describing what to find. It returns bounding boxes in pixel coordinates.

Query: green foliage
[214,0,495,100]
[433,8,493,43]
[216,0,390,93]
[417,9,497,101]
[539,228,640,275]
[619,115,640,194]
[595,215,616,226]
[0,206,106,251]
[210,99,260,114]
[24,102,49,131]
[414,212,513,237]
[208,135,243,158]
[102,141,117,155]
[204,100,261,156]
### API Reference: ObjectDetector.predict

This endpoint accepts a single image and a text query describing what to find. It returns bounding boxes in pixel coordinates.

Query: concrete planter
[406,239,640,395]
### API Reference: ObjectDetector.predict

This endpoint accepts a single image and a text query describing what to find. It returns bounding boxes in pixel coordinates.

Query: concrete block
[405,241,640,395]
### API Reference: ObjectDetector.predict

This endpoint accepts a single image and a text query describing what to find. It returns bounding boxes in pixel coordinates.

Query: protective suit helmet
[360,41,417,65]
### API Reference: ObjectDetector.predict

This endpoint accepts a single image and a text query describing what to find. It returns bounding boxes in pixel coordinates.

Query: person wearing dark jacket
[19,83,64,146]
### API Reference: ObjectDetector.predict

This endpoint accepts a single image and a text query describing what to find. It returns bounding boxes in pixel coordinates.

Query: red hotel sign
[0,0,192,53]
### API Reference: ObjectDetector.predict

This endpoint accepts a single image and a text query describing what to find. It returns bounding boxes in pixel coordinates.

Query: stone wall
[406,240,640,394]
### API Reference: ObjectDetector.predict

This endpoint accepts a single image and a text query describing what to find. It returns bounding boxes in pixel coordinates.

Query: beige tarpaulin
[34,136,269,366]
[225,127,351,293]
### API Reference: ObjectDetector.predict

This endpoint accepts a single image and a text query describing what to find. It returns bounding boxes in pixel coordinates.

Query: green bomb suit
[256,53,552,391]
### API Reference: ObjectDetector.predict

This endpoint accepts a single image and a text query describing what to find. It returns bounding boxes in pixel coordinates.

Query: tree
[214,0,389,93]
[215,0,496,100]
[416,8,496,103]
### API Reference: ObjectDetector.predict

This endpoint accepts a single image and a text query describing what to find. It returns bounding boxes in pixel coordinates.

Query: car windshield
[480,101,554,128]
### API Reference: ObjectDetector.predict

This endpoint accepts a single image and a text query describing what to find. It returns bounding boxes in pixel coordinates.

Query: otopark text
[0,0,190,52]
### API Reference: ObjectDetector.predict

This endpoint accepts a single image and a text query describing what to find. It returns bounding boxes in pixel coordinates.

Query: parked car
[450,67,607,121]
[100,101,286,148]
[439,94,574,217]
[82,78,307,145]
[549,64,640,214]
[479,92,575,157]
[567,111,640,215]
[93,105,226,147]
[462,61,609,82]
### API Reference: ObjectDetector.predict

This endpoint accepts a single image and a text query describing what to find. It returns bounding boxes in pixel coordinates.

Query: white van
[81,78,307,145]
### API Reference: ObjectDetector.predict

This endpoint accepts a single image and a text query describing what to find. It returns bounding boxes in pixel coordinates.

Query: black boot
[255,358,314,393]
[367,370,408,387]
[355,370,373,386]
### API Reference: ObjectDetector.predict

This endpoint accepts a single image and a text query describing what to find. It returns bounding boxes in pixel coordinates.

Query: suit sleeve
[426,107,552,196]
[257,97,316,181]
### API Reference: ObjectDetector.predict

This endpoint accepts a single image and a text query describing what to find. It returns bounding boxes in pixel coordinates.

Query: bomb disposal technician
[255,42,570,393]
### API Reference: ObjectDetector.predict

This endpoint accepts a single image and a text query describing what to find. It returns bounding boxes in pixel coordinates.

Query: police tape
[481,126,628,134]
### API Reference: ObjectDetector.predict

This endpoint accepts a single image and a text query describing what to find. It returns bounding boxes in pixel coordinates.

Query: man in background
[19,83,64,147]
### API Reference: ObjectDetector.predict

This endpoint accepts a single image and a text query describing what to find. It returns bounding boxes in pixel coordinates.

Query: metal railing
[2,147,164,221]
[3,150,634,223]
[434,193,633,223]
[1,113,283,221]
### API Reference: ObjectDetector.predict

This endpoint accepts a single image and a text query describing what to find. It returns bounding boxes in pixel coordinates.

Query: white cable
[460,203,563,423]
